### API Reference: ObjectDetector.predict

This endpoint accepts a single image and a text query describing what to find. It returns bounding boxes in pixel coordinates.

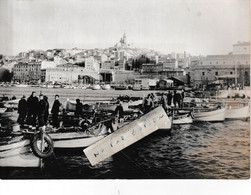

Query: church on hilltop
[115,32,133,48]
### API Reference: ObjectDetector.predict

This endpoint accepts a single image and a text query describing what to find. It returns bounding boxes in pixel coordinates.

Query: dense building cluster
[0,34,250,87]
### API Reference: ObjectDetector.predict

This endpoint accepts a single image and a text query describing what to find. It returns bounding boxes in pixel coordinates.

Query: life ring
[83,104,90,110]
[31,133,54,158]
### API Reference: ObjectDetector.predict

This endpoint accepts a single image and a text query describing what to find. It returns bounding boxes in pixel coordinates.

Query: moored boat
[0,138,40,167]
[226,105,250,120]
[48,131,105,149]
[193,107,226,122]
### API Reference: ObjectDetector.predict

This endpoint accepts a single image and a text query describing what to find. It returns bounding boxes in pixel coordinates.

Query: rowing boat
[0,137,40,167]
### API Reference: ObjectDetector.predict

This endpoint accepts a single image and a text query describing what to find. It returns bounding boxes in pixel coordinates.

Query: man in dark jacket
[75,99,83,116]
[114,101,124,119]
[17,95,27,127]
[37,94,46,127]
[27,91,39,126]
[167,91,173,106]
[51,94,61,128]
[43,96,49,124]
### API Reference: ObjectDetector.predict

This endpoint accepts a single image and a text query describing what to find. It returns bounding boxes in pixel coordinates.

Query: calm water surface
[0,87,250,179]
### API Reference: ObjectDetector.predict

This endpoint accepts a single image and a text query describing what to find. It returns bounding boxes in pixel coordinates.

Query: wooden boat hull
[0,139,40,167]
[194,108,226,122]
[226,105,250,119]
[48,132,105,149]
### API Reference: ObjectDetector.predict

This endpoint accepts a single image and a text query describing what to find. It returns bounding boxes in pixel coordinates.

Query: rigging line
[120,150,152,178]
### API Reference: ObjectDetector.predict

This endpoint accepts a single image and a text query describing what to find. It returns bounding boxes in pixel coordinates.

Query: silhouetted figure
[75,99,83,116]
[167,91,173,106]
[37,94,46,127]
[161,93,168,112]
[27,91,39,126]
[17,95,27,127]
[174,91,182,108]
[115,101,124,119]
[43,96,49,124]
[51,95,61,128]
[143,94,154,113]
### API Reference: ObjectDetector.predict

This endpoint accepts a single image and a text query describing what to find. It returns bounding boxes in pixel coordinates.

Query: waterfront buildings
[190,41,250,86]
[13,61,41,83]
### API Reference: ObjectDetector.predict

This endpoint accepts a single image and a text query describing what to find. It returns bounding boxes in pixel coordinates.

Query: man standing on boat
[161,93,168,112]
[37,94,46,127]
[75,99,83,116]
[17,95,27,128]
[167,91,173,106]
[51,95,61,128]
[27,91,39,126]
[115,101,124,121]
[43,96,49,124]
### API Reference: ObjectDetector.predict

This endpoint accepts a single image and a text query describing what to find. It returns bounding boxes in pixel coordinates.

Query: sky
[0,0,249,56]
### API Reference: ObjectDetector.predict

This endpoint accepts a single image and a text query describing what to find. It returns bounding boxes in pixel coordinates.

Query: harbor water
[0,87,250,179]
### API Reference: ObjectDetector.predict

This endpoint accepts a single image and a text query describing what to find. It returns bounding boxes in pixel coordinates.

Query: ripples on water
[0,87,250,179]
[0,120,249,179]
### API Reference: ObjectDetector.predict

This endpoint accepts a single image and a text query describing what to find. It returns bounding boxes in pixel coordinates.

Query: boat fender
[31,133,54,158]
[83,104,90,110]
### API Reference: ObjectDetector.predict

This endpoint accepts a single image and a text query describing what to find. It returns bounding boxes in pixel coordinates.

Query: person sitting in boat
[37,94,46,127]
[17,95,27,128]
[75,99,83,117]
[51,95,61,128]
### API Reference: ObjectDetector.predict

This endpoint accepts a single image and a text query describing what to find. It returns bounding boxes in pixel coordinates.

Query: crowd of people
[17,92,62,128]
[142,90,185,113]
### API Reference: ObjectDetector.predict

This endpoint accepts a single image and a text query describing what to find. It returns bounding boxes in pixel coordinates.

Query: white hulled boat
[193,107,226,122]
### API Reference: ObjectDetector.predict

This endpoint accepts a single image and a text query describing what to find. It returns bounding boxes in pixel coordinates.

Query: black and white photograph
[0,0,250,183]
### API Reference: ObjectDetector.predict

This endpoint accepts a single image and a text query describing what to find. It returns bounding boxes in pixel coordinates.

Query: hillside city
[0,33,250,89]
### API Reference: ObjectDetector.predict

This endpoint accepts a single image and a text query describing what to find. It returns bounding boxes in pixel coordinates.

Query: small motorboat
[0,136,40,167]
[48,130,106,149]
[0,128,54,167]
[226,105,250,120]
[193,107,226,122]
